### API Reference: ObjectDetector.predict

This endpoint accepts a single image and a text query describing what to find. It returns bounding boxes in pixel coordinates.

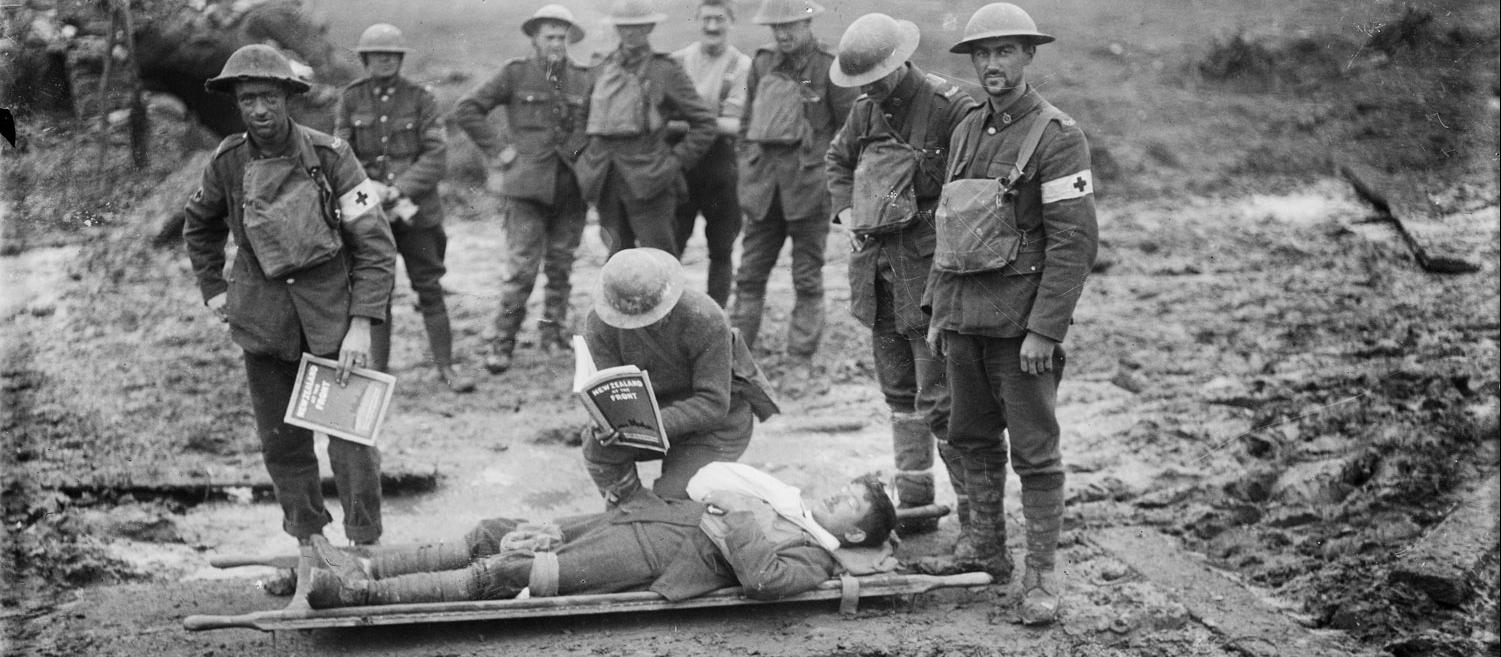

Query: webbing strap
[838,573,860,615]
[1005,106,1064,189]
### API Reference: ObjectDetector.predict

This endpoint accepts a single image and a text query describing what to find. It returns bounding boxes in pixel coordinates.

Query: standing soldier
[575,0,717,256]
[730,0,856,392]
[452,5,591,373]
[926,3,1098,625]
[337,23,475,393]
[182,45,396,603]
[669,0,751,307]
[825,15,977,545]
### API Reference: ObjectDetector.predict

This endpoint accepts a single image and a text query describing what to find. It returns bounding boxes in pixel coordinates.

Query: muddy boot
[1019,478,1065,625]
[424,312,475,393]
[537,319,569,354]
[728,295,765,351]
[964,458,1013,585]
[367,541,473,579]
[936,438,976,565]
[370,309,393,373]
[892,412,938,537]
[484,339,515,375]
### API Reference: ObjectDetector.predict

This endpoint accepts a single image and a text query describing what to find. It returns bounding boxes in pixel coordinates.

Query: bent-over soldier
[337,23,475,393]
[452,4,592,373]
[825,14,977,544]
[925,3,1099,625]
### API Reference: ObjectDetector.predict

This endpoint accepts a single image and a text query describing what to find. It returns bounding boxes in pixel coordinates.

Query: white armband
[1041,170,1094,204]
[338,178,382,222]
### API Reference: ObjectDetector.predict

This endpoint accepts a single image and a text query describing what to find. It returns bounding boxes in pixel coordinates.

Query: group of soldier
[181,0,1096,628]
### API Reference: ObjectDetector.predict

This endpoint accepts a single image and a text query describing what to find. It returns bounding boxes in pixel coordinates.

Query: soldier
[729,0,856,393]
[452,5,591,373]
[575,0,717,256]
[182,45,396,604]
[926,3,1099,625]
[669,0,752,307]
[825,15,977,545]
[336,23,474,393]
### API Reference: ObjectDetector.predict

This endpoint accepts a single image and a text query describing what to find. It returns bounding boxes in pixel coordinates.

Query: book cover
[282,353,396,446]
[572,336,669,453]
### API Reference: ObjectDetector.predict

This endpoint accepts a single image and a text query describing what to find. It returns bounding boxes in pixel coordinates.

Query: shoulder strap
[718,53,739,103]
[295,127,339,229]
[907,84,936,151]
[1005,105,1064,188]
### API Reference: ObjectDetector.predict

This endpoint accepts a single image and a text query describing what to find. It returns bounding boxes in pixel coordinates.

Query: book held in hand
[572,335,670,454]
[282,353,396,446]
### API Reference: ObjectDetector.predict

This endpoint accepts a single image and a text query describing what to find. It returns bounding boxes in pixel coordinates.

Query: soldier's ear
[842,528,867,546]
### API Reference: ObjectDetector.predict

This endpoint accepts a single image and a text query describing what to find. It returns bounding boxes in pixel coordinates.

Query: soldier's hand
[206,293,228,323]
[1019,331,1058,375]
[377,183,401,203]
[926,325,944,360]
[338,317,374,384]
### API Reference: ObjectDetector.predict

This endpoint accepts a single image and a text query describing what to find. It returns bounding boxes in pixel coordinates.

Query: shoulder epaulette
[924,72,962,99]
[211,133,247,159]
[342,76,372,92]
[502,57,530,69]
[300,125,344,153]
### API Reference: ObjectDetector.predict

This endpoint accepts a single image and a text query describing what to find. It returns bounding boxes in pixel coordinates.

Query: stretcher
[184,504,978,632]
[183,571,992,631]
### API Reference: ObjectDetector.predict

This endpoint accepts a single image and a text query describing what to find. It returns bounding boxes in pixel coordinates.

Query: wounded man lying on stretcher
[305,463,899,608]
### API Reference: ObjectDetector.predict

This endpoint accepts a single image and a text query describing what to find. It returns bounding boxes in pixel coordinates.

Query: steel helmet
[950,3,1054,54]
[355,23,413,55]
[830,13,919,88]
[605,0,667,26]
[522,4,586,43]
[594,248,685,329]
[204,44,311,94]
[751,0,824,25]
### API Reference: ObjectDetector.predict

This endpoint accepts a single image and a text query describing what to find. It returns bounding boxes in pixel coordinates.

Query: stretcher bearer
[575,0,718,256]
[337,24,475,393]
[183,46,397,584]
[825,14,977,546]
[924,3,1099,625]
[728,0,857,394]
[669,0,752,307]
[453,5,593,372]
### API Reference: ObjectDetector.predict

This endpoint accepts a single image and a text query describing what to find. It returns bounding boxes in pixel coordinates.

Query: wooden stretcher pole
[182,572,993,632]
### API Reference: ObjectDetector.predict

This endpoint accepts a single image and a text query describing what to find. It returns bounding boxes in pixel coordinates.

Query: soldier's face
[235,80,291,147]
[615,23,654,50]
[770,19,813,55]
[531,22,570,63]
[697,5,732,47]
[810,484,874,542]
[860,64,906,100]
[362,52,403,80]
[969,37,1033,97]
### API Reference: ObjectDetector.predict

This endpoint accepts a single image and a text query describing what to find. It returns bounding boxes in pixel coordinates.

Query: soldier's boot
[366,541,473,579]
[485,305,525,374]
[423,311,475,393]
[964,457,1013,585]
[370,310,393,373]
[1019,476,1065,625]
[728,295,765,351]
[537,318,569,354]
[484,339,516,375]
[936,438,976,565]
[892,412,939,537]
[585,460,643,508]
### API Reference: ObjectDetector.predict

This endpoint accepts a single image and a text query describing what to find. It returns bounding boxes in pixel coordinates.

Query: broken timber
[1390,472,1500,606]
[182,572,992,632]
[1338,163,1480,274]
[1092,526,1356,657]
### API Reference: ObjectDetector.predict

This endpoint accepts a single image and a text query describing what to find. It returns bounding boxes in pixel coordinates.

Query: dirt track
[3,0,1499,656]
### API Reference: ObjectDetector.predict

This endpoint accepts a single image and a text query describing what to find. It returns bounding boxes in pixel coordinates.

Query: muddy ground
[3,0,1500,655]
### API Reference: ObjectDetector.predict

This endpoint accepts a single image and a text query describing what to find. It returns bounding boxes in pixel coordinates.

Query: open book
[572,335,669,454]
[282,353,396,446]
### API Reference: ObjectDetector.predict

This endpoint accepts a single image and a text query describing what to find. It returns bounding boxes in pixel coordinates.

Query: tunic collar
[982,84,1042,127]
[880,63,923,113]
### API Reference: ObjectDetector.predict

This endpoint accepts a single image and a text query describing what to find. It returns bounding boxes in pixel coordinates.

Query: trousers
[495,171,587,344]
[729,198,828,357]
[673,136,742,306]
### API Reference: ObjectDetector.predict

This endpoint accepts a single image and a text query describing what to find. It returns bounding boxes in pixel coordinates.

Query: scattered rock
[1271,458,1354,506]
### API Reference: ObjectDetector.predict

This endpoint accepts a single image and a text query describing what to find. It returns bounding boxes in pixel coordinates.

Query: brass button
[380,115,388,122]
[285,278,295,285]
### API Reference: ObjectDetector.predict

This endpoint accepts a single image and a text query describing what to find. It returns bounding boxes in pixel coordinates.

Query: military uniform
[825,64,975,526]
[336,74,451,374]
[452,55,591,355]
[670,42,752,306]
[184,123,397,544]
[924,84,1097,577]
[575,46,717,255]
[730,40,856,358]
